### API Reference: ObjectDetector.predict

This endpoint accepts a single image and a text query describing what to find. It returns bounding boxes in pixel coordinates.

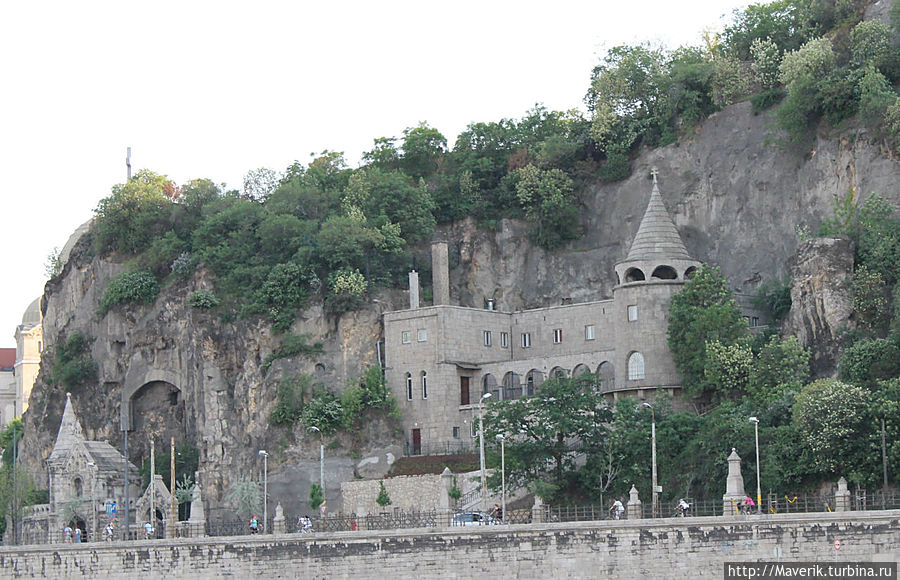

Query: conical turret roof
[624,176,692,263]
[48,393,86,463]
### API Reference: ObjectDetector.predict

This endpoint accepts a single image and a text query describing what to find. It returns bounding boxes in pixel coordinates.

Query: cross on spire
[650,167,659,184]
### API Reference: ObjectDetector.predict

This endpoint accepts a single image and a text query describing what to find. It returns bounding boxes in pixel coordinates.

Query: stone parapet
[3,510,899,579]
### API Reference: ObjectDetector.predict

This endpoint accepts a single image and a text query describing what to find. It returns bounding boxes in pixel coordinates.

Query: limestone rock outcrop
[783,237,856,376]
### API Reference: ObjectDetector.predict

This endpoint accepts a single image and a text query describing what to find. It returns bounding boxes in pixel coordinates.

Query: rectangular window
[627,305,638,322]
[452,426,460,439]
[553,328,563,344]
[483,330,492,347]
[585,325,595,340]
[460,377,470,406]
[521,332,532,348]
[500,332,509,348]
[417,328,427,342]
[401,330,411,344]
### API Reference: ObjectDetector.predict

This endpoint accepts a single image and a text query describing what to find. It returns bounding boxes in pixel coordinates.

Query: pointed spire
[48,393,86,463]
[624,174,692,263]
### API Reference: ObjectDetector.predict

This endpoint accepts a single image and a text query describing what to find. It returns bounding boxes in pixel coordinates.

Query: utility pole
[124,428,130,539]
[150,439,155,536]
[170,437,177,537]
[126,147,132,180]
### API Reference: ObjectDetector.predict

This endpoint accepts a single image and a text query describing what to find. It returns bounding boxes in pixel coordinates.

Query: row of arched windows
[405,352,646,404]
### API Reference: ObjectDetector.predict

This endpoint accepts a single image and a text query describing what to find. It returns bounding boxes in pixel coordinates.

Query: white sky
[0,0,753,344]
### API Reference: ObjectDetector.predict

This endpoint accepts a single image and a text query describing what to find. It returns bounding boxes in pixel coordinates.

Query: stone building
[15,297,43,421]
[19,393,141,543]
[0,348,15,427]
[383,176,704,455]
[0,297,43,428]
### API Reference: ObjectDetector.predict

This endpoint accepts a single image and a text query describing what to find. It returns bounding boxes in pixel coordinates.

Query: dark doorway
[460,377,470,406]
[411,428,421,455]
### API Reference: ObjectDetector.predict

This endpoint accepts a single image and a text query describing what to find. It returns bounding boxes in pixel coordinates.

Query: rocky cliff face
[20,98,899,514]
[783,237,856,377]
[444,103,898,313]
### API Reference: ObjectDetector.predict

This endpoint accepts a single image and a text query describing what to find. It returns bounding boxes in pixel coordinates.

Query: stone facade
[0,298,42,428]
[341,472,451,516]
[2,510,899,579]
[19,394,141,544]
[384,177,703,454]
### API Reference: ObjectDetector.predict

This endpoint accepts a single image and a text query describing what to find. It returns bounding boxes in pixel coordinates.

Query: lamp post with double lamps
[749,417,761,515]
[258,450,268,533]
[641,402,659,518]
[478,392,492,513]
[495,434,506,523]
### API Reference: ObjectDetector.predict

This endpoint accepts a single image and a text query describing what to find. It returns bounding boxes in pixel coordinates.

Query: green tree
[301,389,344,434]
[704,339,753,399]
[400,122,447,180]
[308,482,324,511]
[849,20,892,68]
[851,265,888,333]
[839,338,900,388]
[748,335,810,405]
[51,332,97,391]
[858,65,897,128]
[721,0,804,61]
[514,164,579,249]
[242,167,280,201]
[326,267,368,314]
[793,379,871,481]
[484,373,610,501]
[93,169,175,255]
[667,265,749,397]
[586,44,668,150]
[375,481,392,508]
[225,476,263,520]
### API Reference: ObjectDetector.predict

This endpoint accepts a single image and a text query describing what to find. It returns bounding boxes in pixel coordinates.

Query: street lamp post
[87,461,97,541]
[749,417,761,515]
[308,426,325,511]
[495,434,505,523]
[641,402,658,518]
[258,450,268,533]
[478,392,492,513]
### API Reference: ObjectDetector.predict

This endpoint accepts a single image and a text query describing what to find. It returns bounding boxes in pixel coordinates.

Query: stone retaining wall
[1,510,898,579]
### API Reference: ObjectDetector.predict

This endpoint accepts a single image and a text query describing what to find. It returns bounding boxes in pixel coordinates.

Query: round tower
[611,171,700,399]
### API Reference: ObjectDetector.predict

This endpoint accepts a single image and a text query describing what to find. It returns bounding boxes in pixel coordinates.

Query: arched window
[651,265,678,280]
[502,372,522,400]
[572,364,591,377]
[483,374,498,400]
[597,361,615,391]
[525,369,544,397]
[625,268,646,282]
[74,477,83,497]
[406,373,413,401]
[685,266,698,279]
[627,352,645,381]
[550,367,567,379]
[421,371,428,399]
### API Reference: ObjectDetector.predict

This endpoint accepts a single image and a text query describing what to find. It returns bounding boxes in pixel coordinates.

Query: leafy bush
[51,332,97,390]
[597,151,631,182]
[750,88,786,113]
[269,374,315,426]
[341,366,397,426]
[98,271,159,316]
[187,289,220,309]
[326,267,368,314]
[839,337,900,387]
[301,389,344,434]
